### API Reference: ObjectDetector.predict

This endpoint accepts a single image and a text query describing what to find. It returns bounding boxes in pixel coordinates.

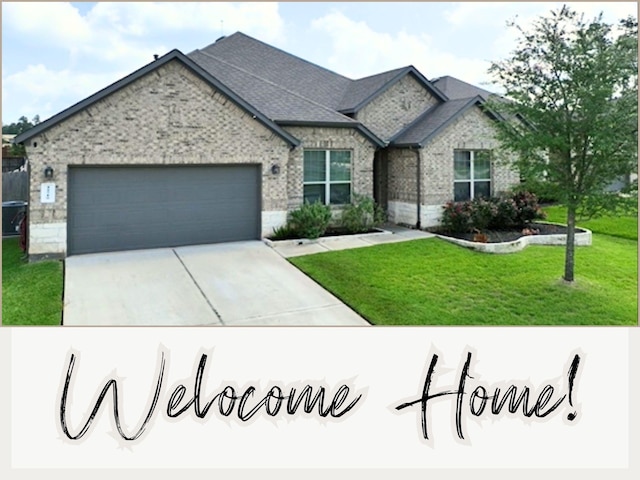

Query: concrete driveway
[63,241,369,326]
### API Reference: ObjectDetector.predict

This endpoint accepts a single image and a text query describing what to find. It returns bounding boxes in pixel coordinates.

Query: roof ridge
[194,49,357,123]
[351,66,409,82]
[201,31,352,82]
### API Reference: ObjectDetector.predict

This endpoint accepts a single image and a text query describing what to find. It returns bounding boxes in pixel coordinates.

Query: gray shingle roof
[431,75,495,100]
[192,33,448,117]
[391,96,499,146]
[14,32,501,151]
[189,49,358,125]
[195,33,351,110]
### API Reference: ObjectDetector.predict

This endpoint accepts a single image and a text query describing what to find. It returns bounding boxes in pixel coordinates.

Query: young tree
[488,6,638,283]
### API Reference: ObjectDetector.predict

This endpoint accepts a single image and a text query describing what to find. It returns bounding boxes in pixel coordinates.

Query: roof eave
[388,142,423,149]
[276,120,386,148]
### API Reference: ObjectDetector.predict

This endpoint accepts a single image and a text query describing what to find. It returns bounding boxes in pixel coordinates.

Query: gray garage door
[67,165,261,255]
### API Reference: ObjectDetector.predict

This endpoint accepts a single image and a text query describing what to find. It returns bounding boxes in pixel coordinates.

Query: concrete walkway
[267,224,434,258]
[63,241,370,327]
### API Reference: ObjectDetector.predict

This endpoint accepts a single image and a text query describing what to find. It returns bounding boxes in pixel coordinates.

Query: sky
[2,1,637,124]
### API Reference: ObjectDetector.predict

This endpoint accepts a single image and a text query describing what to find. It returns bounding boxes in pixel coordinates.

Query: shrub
[512,191,546,225]
[288,201,332,239]
[441,191,545,233]
[270,224,298,241]
[340,194,386,234]
[440,201,473,233]
[489,196,519,230]
[469,197,498,231]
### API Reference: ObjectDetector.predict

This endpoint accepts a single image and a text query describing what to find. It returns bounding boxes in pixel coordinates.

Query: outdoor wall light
[44,166,54,179]
[271,164,281,175]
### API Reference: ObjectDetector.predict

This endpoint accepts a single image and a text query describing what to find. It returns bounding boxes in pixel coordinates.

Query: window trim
[454,150,492,201]
[303,149,352,205]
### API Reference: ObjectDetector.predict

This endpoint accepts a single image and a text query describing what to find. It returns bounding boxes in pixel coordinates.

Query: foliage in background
[2,115,40,135]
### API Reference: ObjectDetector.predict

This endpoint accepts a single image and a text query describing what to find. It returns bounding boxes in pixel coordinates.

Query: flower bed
[434,222,592,254]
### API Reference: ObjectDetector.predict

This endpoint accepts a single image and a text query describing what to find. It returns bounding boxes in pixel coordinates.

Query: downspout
[415,146,422,230]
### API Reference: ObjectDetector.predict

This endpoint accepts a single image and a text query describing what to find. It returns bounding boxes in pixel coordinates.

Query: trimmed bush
[340,194,386,234]
[288,201,332,239]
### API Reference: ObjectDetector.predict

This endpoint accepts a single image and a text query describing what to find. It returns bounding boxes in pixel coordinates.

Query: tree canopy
[2,115,40,135]
[487,6,638,282]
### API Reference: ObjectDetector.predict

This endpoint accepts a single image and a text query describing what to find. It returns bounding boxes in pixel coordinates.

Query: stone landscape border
[436,222,592,254]
[263,228,392,248]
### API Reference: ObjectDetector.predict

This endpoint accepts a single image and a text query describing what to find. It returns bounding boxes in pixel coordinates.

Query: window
[454,150,491,201]
[303,150,351,205]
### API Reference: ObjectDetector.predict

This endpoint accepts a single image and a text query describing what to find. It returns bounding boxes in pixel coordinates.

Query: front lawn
[290,213,637,325]
[543,205,638,241]
[2,238,63,325]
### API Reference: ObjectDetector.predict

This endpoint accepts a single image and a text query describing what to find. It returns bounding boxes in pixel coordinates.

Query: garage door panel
[68,165,261,255]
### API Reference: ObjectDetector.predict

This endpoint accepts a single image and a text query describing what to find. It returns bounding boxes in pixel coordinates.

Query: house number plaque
[41,183,56,203]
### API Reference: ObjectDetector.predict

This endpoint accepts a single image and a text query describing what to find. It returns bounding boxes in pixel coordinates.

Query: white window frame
[454,150,492,201]
[303,149,351,205]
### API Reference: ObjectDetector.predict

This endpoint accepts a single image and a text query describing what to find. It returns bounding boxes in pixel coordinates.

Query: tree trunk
[563,205,577,283]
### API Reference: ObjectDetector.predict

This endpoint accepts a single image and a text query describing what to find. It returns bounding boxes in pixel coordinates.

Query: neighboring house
[13,32,519,258]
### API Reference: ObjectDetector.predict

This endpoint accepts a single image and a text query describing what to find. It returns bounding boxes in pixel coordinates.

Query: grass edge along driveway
[290,209,637,326]
[2,238,63,326]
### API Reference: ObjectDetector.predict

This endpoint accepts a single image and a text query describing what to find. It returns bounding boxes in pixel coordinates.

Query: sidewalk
[266,224,435,258]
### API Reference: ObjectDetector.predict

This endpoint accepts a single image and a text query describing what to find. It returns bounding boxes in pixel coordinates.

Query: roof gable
[14,49,300,147]
[338,66,449,114]
[390,95,503,147]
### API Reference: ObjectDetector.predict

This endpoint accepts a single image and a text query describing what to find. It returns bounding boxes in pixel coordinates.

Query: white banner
[4,326,635,473]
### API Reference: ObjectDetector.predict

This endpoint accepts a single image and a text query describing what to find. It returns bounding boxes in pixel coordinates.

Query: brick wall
[24,60,292,255]
[281,126,377,211]
[355,74,438,141]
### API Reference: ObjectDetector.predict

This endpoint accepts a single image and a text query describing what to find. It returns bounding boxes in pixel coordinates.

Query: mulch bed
[268,226,379,241]
[429,222,584,243]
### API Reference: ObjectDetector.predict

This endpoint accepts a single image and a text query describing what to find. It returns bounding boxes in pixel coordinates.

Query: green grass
[2,238,63,325]
[290,213,638,325]
[543,205,638,241]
